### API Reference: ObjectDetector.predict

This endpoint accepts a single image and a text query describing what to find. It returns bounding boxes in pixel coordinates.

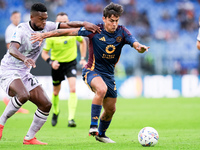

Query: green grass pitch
[0,97,200,150]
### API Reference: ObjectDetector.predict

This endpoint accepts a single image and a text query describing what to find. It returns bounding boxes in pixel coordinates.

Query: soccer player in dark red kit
[31,2,149,143]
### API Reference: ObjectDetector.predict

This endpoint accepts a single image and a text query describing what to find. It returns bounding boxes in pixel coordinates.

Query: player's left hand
[79,59,87,68]
[24,58,36,68]
[30,33,44,46]
[136,45,150,53]
[83,21,101,33]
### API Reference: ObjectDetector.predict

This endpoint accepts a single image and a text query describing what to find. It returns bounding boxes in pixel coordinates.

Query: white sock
[0,97,22,125]
[25,109,49,140]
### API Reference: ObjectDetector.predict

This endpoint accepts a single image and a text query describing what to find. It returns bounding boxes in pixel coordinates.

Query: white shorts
[0,69,41,95]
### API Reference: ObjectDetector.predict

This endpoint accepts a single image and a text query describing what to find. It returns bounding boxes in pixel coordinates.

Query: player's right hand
[24,58,36,68]
[83,21,101,33]
[52,60,60,70]
[30,33,44,46]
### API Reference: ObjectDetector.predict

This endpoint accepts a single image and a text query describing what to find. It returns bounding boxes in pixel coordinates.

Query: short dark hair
[103,2,123,18]
[57,12,68,17]
[31,2,47,12]
[11,11,20,15]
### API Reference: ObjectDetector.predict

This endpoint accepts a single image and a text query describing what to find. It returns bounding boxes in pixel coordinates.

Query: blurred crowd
[0,0,200,76]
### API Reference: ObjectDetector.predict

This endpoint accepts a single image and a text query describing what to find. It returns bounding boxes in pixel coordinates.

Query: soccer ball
[138,127,159,147]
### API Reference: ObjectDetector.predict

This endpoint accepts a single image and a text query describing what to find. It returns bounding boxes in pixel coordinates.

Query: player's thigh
[90,76,107,93]
[0,69,29,100]
[9,78,30,100]
[82,68,107,92]
[29,85,51,112]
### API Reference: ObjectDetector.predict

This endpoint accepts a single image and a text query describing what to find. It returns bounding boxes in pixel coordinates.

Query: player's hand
[83,21,101,33]
[51,60,60,70]
[79,59,87,68]
[136,45,150,53]
[24,58,36,68]
[30,33,44,46]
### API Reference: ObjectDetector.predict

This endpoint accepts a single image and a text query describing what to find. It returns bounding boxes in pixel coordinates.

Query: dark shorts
[52,59,77,86]
[82,68,117,98]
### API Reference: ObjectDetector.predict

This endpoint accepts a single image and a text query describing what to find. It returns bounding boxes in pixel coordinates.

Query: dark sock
[91,104,102,126]
[98,119,111,136]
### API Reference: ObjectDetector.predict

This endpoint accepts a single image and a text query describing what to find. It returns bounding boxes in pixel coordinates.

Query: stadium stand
[0,0,200,76]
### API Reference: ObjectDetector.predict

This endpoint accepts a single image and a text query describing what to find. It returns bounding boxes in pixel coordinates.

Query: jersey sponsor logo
[99,36,106,41]
[102,54,115,59]
[93,73,98,76]
[105,45,116,54]
[116,36,122,42]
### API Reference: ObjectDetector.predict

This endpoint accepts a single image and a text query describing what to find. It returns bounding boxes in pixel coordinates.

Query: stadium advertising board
[0,75,199,100]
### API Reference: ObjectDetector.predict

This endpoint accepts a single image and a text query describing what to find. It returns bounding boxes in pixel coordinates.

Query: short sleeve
[197,28,200,41]
[43,38,52,51]
[46,21,59,32]
[122,26,138,47]
[78,27,93,37]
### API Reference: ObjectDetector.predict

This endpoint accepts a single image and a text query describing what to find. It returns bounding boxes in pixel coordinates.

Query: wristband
[46,58,53,65]
[81,57,85,60]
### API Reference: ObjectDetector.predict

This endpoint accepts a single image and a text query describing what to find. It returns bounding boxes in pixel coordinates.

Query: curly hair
[103,2,123,18]
[31,2,47,12]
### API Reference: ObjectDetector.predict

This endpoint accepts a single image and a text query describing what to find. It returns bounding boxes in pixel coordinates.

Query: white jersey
[5,23,17,44]
[1,21,59,72]
[197,28,200,41]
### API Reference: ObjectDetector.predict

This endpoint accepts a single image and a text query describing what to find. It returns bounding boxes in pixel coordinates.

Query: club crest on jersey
[116,36,122,42]
[99,36,106,41]
[105,45,116,54]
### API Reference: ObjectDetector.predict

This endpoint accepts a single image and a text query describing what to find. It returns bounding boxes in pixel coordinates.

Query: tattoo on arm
[72,30,78,35]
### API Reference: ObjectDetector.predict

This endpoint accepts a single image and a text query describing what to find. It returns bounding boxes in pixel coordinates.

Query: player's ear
[102,17,106,23]
[30,13,34,20]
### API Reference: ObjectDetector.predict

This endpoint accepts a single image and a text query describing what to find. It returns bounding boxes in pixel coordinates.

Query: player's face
[31,11,48,30]
[103,15,119,33]
[56,15,69,23]
[11,13,21,26]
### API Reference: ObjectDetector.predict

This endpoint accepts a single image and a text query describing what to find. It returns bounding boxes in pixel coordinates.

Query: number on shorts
[28,77,39,86]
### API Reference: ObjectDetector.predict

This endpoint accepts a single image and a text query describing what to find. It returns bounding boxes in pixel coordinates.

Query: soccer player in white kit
[0,2,100,145]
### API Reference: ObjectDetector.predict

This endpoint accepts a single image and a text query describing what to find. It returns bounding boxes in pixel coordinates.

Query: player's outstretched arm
[31,28,80,46]
[133,42,150,53]
[60,21,101,33]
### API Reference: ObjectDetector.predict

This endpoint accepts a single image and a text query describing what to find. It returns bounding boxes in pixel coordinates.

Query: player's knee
[108,106,116,115]
[43,101,52,112]
[17,91,30,103]
[70,87,76,93]
[97,86,107,98]
[53,91,59,96]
